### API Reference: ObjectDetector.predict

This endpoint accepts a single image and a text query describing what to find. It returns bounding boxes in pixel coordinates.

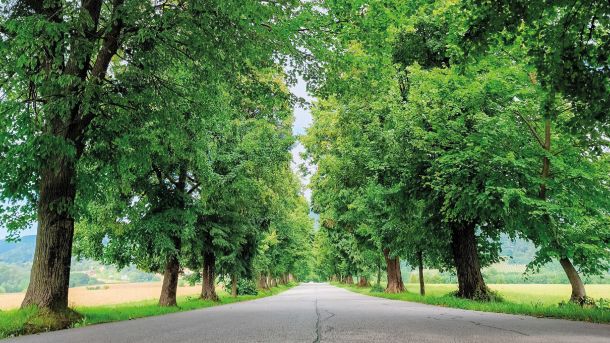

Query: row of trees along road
[305,0,609,303]
[0,0,318,322]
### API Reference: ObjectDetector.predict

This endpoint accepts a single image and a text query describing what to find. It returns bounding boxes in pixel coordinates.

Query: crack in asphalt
[469,321,530,336]
[313,298,321,343]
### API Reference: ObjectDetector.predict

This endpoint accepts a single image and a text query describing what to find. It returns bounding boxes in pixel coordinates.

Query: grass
[0,284,294,339]
[335,282,610,323]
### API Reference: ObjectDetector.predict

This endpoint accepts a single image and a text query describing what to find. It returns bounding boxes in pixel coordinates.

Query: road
[5,283,609,343]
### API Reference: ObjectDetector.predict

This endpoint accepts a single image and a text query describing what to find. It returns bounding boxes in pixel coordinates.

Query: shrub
[223,278,258,295]
[370,284,384,293]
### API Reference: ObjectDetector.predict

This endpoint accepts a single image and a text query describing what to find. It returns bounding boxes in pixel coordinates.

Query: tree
[458,1,610,302]
[0,0,311,317]
[461,0,610,132]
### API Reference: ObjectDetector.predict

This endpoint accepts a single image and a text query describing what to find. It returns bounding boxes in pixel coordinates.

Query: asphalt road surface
[5,283,609,343]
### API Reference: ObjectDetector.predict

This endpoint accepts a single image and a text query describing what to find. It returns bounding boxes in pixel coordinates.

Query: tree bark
[417,250,425,296]
[538,117,587,303]
[559,257,587,304]
[231,274,238,297]
[201,251,218,301]
[383,249,405,293]
[358,276,369,287]
[376,261,381,287]
[19,0,123,316]
[345,275,354,285]
[450,222,489,299]
[258,274,268,289]
[158,255,180,306]
[22,161,76,313]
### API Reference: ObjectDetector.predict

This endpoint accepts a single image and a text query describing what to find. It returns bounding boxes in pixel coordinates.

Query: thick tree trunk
[451,222,489,299]
[158,255,180,306]
[201,251,218,301]
[258,274,268,289]
[418,250,425,296]
[559,257,587,304]
[231,274,238,297]
[345,275,354,285]
[22,161,76,313]
[383,249,405,293]
[358,276,369,287]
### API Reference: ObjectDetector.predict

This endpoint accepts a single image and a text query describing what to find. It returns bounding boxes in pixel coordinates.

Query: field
[404,283,610,305]
[0,284,295,339]
[0,282,202,310]
[336,282,610,323]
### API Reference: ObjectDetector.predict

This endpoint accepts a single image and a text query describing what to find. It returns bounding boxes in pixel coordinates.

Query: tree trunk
[383,249,405,293]
[22,161,77,314]
[376,261,381,287]
[418,250,425,296]
[345,275,354,285]
[201,251,218,301]
[158,255,180,306]
[538,117,587,303]
[451,222,489,300]
[258,274,268,289]
[559,257,587,304]
[358,276,369,287]
[231,274,238,297]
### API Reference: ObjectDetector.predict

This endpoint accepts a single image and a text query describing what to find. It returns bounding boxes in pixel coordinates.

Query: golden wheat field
[0,282,204,310]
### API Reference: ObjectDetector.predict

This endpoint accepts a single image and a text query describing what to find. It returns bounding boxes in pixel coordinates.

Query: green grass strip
[334,283,610,324]
[0,284,295,339]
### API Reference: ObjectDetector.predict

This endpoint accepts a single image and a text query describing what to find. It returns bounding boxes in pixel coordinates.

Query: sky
[0,76,315,240]
[289,76,315,203]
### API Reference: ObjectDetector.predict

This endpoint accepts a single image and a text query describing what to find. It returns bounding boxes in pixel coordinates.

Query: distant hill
[0,235,159,293]
[498,235,537,265]
[0,235,37,264]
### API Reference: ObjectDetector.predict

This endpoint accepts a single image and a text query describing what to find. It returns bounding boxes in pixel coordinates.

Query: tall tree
[0,0,311,317]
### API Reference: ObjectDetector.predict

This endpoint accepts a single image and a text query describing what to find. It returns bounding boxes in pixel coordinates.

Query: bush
[370,284,384,293]
[223,278,258,296]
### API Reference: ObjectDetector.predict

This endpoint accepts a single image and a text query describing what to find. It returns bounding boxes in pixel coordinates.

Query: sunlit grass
[336,282,610,323]
[403,283,610,306]
[0,284,294,339]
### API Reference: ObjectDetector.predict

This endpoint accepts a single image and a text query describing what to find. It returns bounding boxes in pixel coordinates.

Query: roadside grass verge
[334,282,610,323]
[0,283,295,339]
